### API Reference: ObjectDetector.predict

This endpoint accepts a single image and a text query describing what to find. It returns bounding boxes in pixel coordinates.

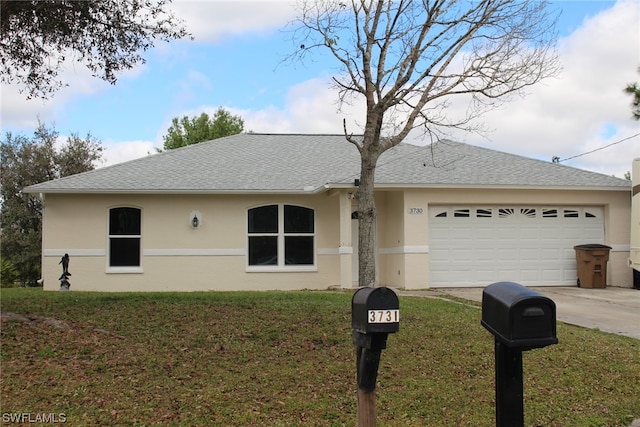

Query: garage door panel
[451,249,475,260]
[475,249,497,261]
[474,229,495,239]
[429,206,604,287]
[542,269,564,281]
[430,228,452,240]
[563,227,586,240]
[540,248,562,260]
[519,228,541,239]
[583,230,604,241]
[520,240,544,249]
[442,267,476,282]
[496,270,519,282]
[496,248,519,260]
[537,226,557,236]
[476,270,500,281]
[563,269,578,281]
[519,248,539,261]
[430,271,450,283]
[520,270,541,281]
[430,252,452,263]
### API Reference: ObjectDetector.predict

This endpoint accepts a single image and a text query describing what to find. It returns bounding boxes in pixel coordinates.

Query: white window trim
[246,204,317,272]
[106,266,144,274]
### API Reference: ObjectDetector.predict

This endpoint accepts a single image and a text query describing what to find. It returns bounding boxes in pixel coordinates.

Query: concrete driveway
[413,286,640,340]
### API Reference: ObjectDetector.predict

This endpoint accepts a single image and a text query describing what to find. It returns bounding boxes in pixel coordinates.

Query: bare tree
[290,0,560,287]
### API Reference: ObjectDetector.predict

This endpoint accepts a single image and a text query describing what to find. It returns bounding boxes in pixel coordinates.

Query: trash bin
[574,244,612,288]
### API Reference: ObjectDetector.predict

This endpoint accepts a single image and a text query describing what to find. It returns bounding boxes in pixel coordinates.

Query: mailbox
[352,286,400,335]
[351,286,400,398]
[481,282,557,350]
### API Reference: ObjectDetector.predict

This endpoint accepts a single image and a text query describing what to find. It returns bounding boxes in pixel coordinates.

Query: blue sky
[2,0,639,178]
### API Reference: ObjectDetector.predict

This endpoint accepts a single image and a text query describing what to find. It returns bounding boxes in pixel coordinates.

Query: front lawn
[1,288,638,426]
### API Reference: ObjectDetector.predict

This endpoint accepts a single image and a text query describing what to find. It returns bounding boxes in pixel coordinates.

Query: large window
[248,204,314,268]
[109,207,141,268]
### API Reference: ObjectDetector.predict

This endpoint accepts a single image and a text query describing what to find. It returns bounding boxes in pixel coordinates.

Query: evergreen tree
[163,108,244,150]
[0,122,103,285]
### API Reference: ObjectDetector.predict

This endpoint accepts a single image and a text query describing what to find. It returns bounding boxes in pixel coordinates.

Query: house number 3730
[408,208,424,214]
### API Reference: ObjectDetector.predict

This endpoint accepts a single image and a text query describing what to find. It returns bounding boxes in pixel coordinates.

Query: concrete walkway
[401,286,640,339]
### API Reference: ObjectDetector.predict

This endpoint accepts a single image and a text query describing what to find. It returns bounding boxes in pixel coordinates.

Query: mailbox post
[481,282,558,427]
[351,287,399,427]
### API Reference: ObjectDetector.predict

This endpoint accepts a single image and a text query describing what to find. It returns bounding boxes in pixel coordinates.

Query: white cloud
[236,105,293,133]
[163,77,364,135]
[232,78,365,134]
[167,69,216,108]
[171,0,297,42]
[1,51,144,132]
[457,0,640,178]
[0,57,98,130]
[0,89,56,130]
[102,140,158,167]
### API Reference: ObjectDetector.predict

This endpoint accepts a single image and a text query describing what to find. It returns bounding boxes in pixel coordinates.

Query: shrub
[0,257,19,287]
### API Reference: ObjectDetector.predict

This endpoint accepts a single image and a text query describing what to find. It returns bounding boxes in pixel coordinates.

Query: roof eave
[327,183,631,192]
[24,183,630,195]
[22,188,332,195]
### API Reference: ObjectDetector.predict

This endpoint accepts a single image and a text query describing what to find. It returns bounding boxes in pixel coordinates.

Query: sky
[1,0,639,179]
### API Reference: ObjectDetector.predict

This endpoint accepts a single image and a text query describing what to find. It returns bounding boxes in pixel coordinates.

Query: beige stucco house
[24,134,633,291]
[630,158,639,287]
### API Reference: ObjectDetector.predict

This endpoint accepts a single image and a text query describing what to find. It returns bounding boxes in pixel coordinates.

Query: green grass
[1,288,638,426]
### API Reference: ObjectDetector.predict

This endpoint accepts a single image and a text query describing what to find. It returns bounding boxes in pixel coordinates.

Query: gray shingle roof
[24,133,631,194]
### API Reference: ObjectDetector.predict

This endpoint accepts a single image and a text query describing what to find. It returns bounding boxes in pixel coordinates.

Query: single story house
[631,158,639,287]
[24,133,632,292]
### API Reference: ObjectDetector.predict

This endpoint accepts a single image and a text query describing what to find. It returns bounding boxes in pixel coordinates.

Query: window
[564,209,579,218]
[498,208,515,218]
[109,207,141,268]
[520,208,536,218]
[476,208,492,218]
[248,204,315,268]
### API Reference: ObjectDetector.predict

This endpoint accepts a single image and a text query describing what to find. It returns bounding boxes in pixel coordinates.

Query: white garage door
[429,206,604,287]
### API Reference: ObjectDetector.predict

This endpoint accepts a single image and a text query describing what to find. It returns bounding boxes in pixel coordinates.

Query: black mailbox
[481,282,557,350]
[351,286,400,398]
[352,286,400,335]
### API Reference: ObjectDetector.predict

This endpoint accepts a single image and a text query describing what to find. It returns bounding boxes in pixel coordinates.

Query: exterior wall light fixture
[190,210,202,228]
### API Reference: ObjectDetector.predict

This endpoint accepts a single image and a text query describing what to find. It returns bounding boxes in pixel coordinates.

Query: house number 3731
[368,309,400,323]
[408,208,424,214]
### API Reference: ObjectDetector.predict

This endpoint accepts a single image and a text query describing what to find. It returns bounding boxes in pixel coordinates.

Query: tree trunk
[357,145,379,288]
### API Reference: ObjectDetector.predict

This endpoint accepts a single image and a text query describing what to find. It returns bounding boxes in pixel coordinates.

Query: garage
[429,206,604,287]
